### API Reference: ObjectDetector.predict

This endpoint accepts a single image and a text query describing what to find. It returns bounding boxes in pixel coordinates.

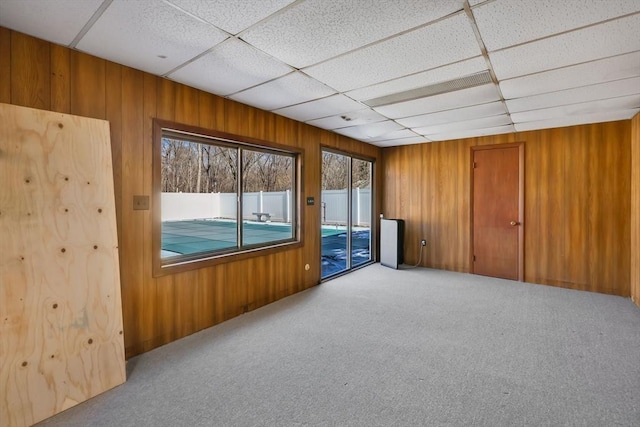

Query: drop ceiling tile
[304,12,482,92]
[489,14,640,80]
[166,0,295,34]
[514,109,640,132]
[468,0,490,5]
[373,136,430,146]
[241,0,464,69]
[413,114,512,136]
[500,52,640,99]
[334,121,405,141]
[229,72,335,111]
[346,56,487,101]
[397,101,507,128]
[306,109,388,130]
[375,84,501,119]
[510,95,640,123]
[77,0,228,76]
[168,38,292,96]
[0,0,103,45]
[425,125,515,141]
[473,0,640,52]
[273,94,364,122]
[506,77,640,113]
[368,129,422,142]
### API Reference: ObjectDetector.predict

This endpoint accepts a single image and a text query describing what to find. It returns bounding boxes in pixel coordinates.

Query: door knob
[510,221,520,226]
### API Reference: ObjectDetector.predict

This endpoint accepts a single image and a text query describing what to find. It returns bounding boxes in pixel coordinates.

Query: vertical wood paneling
[50,44,70,113]
[0,27,10,103]
[384,124,631,296]
[10,32,50,110]
[631,113,640,307]
[120,67,145,356]
[70,51,105,119]
[142,73,158,348]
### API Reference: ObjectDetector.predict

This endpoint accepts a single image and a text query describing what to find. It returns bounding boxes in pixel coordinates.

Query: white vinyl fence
[162,188,371,226]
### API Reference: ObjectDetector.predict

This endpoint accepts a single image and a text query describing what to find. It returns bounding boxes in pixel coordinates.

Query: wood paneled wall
[384,122,632,296]
[0,28,382,358]
[632,113,640,307]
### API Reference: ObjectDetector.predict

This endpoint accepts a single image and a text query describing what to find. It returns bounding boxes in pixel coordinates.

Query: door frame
[470,142,525,281]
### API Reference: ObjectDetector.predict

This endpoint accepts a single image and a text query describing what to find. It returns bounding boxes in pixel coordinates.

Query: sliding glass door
[321,150,373,279]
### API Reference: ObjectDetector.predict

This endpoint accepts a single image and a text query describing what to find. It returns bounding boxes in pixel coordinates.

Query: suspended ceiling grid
[1,0,639,146]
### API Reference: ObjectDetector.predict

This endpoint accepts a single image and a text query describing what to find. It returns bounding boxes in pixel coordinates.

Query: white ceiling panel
[346,56,487,102]
[374,136,431,146]
[334,121,404,140]
[514,109,640,132]
[425,125,515,141]
[500,52,640,99]
[230,72,335,111]
[273,94,364,122]
[306,109,388,130]
[368,129,422,142]
[506,77,640,113]
[375,84,501,119]
[489,14,640,80]
[166,0,295,35]
[0,0,103,46]
[511,95,640,123]
[77,0,228,76]
[241,0,464,69]
[168,38,292,96]
[468,0,490,5]
[413,114,512,136]
[396,101,507,128]
[473,0,640,52]
[304,12,482,92]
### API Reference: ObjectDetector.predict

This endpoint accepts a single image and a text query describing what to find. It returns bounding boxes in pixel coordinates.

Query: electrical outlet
[421,239,427,246]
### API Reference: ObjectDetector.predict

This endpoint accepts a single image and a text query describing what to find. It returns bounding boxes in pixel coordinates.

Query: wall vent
[363,70,493,108]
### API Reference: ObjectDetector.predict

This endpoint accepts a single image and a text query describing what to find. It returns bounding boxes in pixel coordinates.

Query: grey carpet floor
[38,265,640,426]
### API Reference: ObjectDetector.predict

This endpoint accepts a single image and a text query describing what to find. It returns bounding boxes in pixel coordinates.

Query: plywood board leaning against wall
[0,103,126,426]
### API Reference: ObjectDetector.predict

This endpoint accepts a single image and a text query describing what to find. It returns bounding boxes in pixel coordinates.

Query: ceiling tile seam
[162,38,232,77]
[69,0,114,48]
[463,1,512,126]
[487,10,640,55]
[421,123,514,138]
[381,99,505,121]
[498,50,640,85]
[271,91,362,113]
[307,116,389,130]
[510,95,640,122]
[342,55,485,96]
[162,0,233,32]
[295,9,468,71]
[408,111,512,131]
[504,75,640,102]
[234,0,306,38]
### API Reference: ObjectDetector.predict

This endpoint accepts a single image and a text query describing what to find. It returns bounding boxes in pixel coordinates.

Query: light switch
[133,195,149,210]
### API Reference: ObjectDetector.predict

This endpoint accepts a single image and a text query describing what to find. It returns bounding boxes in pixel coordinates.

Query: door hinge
[473,162,478,168]
[473,255,476,261]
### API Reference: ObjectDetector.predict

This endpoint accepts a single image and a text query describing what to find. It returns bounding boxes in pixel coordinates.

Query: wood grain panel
[10,32,50,109]
[0,27,9,103]
[1,27,383,365]
[631,113,640,307]
[50,44,70,114]
[142,73,158,345]
[0,103,125,426]
[70,51,105,119]
[384,124,631,296]
[120,67,145,357]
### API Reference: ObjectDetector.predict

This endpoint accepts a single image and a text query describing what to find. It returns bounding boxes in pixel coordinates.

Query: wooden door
[472,144,523,280]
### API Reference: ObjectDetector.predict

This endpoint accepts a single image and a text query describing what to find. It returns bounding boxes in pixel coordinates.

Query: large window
[153,120,301,275]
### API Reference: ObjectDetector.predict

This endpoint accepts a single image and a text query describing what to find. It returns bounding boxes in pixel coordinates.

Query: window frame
[152,119,304,277]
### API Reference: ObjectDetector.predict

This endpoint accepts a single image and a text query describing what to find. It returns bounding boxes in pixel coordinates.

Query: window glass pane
[321,151,350,277]
[351,158,372,268]
[242,149,294,246]
[161,137,238,258]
